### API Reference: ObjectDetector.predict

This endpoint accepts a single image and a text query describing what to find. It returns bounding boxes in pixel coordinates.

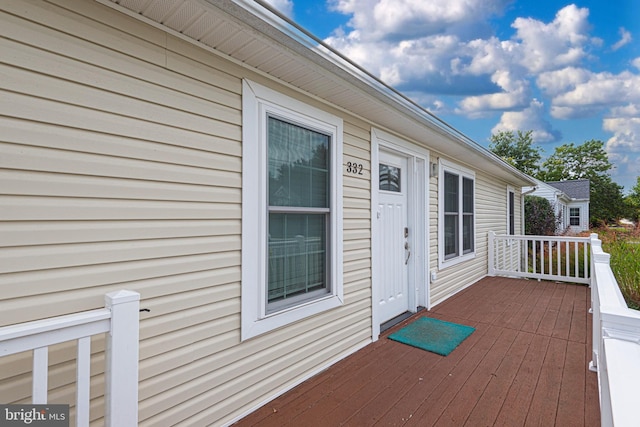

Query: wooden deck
[236,277,600,426]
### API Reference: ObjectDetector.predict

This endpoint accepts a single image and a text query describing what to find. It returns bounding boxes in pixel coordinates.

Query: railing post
[488,231,495,276]
[104,290,140,427]
[589,234,601,372]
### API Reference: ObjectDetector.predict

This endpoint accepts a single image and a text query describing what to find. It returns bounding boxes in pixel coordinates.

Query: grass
[595,226,640,310]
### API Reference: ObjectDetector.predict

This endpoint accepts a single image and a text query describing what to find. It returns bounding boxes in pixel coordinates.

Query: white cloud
[329,0,508,41]
[543,69,640,119]
[605,118,640,153]
[536,67,591,97]
[512,5,592,73]
[604,105,640,153]
[491,99,561,143]
[461,37,522,76]
[457,71,530,116]
[325,2,604,119]
[612,27,632,51]
[325,31,502,94]
[322,1,639,188]
[264,0,294,18]
[604,110,640,191]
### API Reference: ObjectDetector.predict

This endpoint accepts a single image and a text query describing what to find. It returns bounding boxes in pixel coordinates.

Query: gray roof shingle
[547,179,590,200]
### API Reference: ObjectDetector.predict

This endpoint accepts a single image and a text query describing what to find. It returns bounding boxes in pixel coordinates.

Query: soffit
[102,0,535,187]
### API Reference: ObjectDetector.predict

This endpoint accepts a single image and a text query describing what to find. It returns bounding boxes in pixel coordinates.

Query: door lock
[404,227,409,238]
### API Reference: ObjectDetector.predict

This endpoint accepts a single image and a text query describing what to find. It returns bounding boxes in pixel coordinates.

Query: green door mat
[388,317,475,356]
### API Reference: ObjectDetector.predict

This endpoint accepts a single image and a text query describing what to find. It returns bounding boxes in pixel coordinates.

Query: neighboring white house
[525,179,590,233]
[0,1,536,425]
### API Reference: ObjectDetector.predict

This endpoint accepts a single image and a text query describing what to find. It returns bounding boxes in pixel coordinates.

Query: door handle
[404,241,411,265]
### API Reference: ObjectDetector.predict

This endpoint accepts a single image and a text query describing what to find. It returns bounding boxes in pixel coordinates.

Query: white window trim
[438,159,476,269]
[241,79,343,341]
[569,207,581,227]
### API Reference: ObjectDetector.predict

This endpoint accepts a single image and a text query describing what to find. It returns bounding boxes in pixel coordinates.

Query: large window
[267,117,330,311]
[570,207,581,226]
[439,160,475,267]
[241,80,343,340]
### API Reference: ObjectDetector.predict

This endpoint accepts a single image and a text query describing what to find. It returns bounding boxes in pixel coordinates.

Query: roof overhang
[98,0,536,187]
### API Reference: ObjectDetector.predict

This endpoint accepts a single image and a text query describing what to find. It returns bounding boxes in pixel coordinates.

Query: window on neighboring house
[241,80,343,340]
[439,160,475,267]
[570,207,581,226]
[508,188,515,235]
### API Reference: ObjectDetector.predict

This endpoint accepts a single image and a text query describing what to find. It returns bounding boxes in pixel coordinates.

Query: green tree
[538,140,624,226]
[589,175,626,226]
[489,130,542,176]
[623,176,640,223]
[629,176,640,204]
[538,139,611,181]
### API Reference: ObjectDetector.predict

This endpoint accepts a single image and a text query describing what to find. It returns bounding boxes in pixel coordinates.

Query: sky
[263,0,640,193]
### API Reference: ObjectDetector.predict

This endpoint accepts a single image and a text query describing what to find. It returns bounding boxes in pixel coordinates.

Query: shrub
[524,195,558,236]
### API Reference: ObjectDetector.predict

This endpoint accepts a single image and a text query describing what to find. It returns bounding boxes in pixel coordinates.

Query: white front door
[377,150,410,323]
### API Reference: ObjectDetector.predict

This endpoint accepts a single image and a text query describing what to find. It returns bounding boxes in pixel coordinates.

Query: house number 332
[345,161,364,175]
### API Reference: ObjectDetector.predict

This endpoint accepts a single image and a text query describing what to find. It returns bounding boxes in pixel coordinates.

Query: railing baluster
[583,241,588,279]
[501,238,506,270]
[548,240,552,276]
[556,239,561,276]
[533,239,537,275]
[565,241,570,277]
[544,239,547,275]
[32,347,48,404]
[574,243,587,277]
[488,231,494,275]
[541,240,545,275]
[510,238,514,270]
[76,336,91,427]
[523,238,528,273]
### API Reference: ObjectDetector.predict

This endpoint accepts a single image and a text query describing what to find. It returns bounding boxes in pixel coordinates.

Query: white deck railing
[588,234,640,427]
[488,231,590,284]
[0,290,140,427]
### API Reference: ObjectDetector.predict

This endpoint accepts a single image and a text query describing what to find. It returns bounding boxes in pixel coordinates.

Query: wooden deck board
[525,337,567,426]
[432,327,520,426]
[463,330,534,426]
[556,340,587,426]
[404,324,504,426]
[235,277,600,426]
[494,333,551,426]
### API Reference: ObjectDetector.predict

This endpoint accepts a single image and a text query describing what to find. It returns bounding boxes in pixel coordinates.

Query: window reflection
[379,163,401,192]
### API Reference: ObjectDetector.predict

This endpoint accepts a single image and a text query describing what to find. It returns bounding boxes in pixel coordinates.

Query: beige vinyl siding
[0,1,372,426]
[428,154,518,306]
